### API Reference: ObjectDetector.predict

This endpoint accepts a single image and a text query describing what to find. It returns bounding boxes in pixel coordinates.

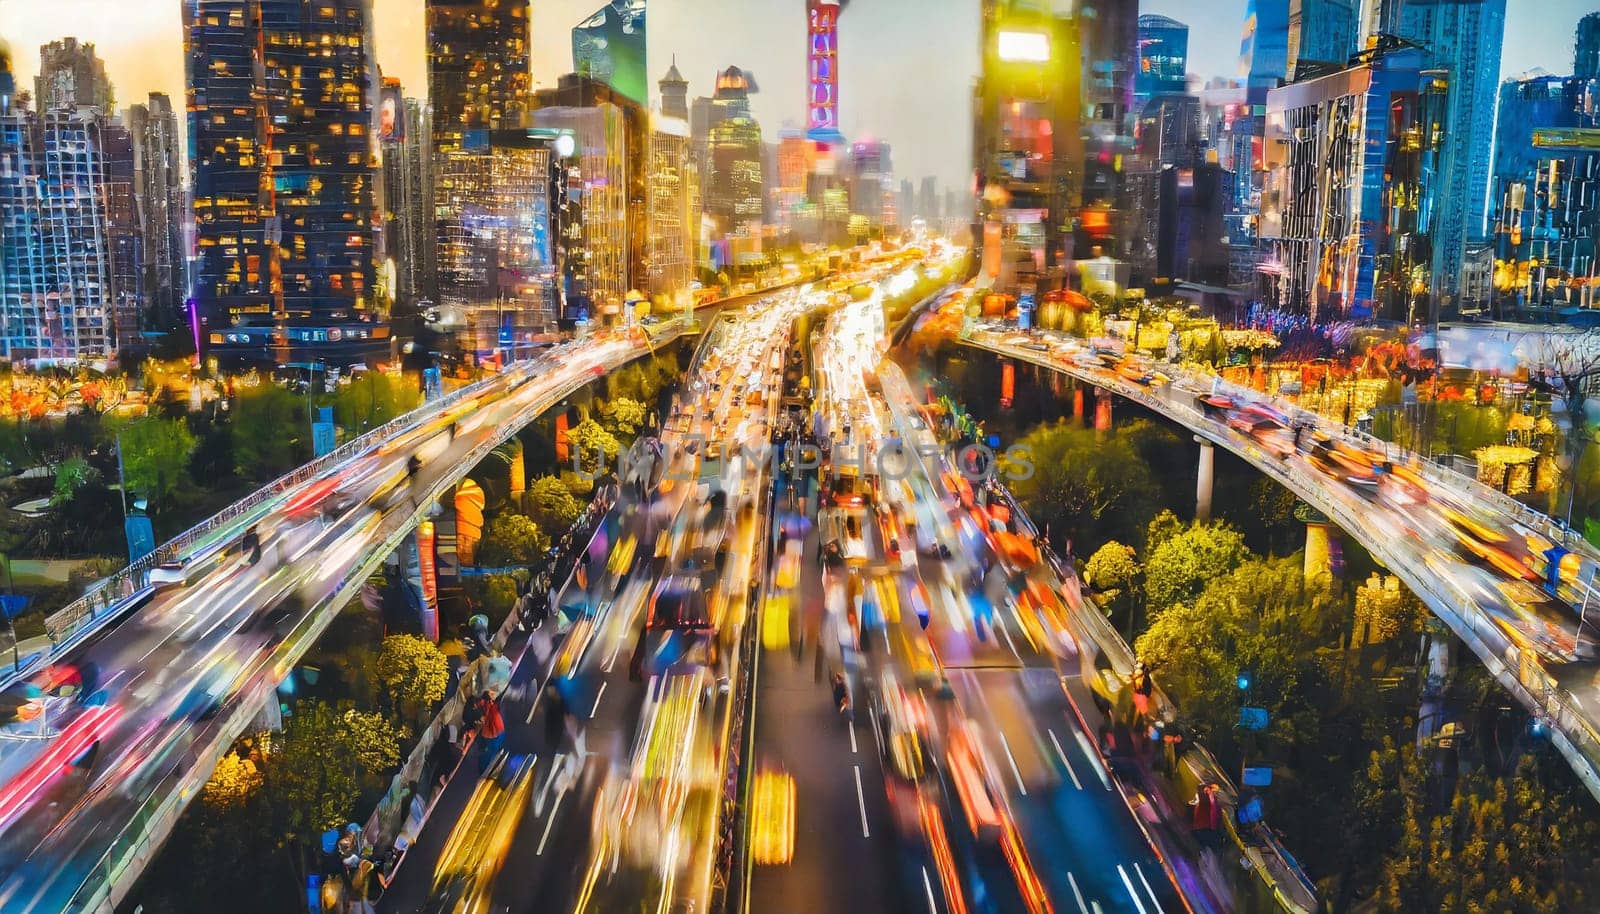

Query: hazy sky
[0,0,1590,190]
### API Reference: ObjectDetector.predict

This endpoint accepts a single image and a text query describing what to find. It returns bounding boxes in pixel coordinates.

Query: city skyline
[1,0,1589,193]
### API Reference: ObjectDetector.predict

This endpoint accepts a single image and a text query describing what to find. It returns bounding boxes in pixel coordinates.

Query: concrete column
[1093,387,1113,434]
[1304,523,1332,582]
[1072,385,1084,422]
[1195,438,1215,523]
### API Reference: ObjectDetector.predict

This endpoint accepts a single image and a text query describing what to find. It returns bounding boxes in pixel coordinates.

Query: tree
[267,701,361,839]
[1084,541,1140,628]
[1144,509,1184,552]
[1530,332,1600,524]
[340,706,404,775]
[1144,520,1249,611]
[476,512,548,567]
[50,456,96,507]
[524,474,583,532]
[116,417,197,510]
[231,384,306,481]
[599,397,647,438]
[567,417,620,479]
[1003,420,1161,549]
[375,634,449,723]
[202,751,264,809]
[333,371,421,436]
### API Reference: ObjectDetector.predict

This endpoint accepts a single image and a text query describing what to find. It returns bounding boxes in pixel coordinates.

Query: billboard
[379,84,404,142]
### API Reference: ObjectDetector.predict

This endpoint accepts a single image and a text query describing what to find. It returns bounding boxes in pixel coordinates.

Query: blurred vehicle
[874,672,927,781]
[0,703,121,829]
[945,721,1002,843]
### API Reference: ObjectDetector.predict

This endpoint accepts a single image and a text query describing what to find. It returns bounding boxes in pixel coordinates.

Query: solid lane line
[1118,864,1150,914]
[536,783,569,855]
[849,718,858,754]
[1133,863,1167,913]
[853,765,871,838]
[1073,727,1113,790]
[1066,871,1091,914]
[589,681,608,719]
[999,731,1027,796]
[1048,728,1083,790]
[921,865,940,914]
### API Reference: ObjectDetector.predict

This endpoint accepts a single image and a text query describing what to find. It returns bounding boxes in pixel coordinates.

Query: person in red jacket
[476,692,505,772]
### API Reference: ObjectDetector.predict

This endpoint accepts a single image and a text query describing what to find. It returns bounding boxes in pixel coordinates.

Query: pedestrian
[1131,661,1154,721]
[477,691,505,772]
[462,693,484,736]
[831,671,849,715]
[544,683,567,750]
[576,553,591,591]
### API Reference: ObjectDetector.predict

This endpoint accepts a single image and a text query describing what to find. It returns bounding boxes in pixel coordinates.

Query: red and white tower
[805,0,844,144]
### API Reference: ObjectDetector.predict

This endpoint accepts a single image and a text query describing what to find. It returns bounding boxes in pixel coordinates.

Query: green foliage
[116,417,197,510]
[374,634,449,723]
[480,574,520,617]
[1144,509,1184,552]
[476,512,548,568]
[202,752,263,810]
[267,700,401,837]
[1002,420,1161,548]
[231,384,306,481]
[559,469,596,497]
[524,474,583,532]
[1373,750,1600,914]
[333,372,421,436]
[1143,520,1249,611]
[600,397,647,436]
[50,456,96,507]
[1085,540,1141,622]
[567,417,620,478]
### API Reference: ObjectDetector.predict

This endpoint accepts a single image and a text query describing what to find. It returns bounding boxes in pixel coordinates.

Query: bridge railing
[31,333,635,673]
[972,334,1600,802]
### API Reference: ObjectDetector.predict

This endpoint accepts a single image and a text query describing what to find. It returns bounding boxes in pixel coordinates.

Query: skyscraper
[704,67,765,237]
[1240,0,1291,90]
[185,0,385,365]
[646,112,696,303]
[100,118,144,357]
[1287,0,1356,81]
[974,0,1082,293]
[380,84,435,311]
[0,107,119,359]
[659,59,689,120]
[35,38,113,113]
[426,0,532,149]
[1077,0,1139,253]
[1576,12,1600,81]
[127,93,187,346]
[1136,14,1190,105]
[1394,0,1507,308]
[573,0,647,106]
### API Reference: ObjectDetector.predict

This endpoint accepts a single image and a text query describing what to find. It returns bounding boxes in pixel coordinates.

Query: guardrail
[59,325,699,914]
[963,333,1600,805]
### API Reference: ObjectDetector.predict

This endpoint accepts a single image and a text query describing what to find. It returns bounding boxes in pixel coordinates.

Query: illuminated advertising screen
[379,85,404,141]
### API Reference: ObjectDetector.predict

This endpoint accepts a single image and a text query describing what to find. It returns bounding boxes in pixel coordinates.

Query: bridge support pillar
[1093,387,1112,435]
[1304,522,1332,582]
[1195,438,1214,523]
[1072,385,1084,423]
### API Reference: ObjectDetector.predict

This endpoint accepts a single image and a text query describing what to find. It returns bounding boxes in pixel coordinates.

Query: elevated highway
[0,290,801,914]
[946,319,1600,804]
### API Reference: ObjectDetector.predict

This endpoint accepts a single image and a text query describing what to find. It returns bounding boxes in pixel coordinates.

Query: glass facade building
[184,0,385,366]
[426,0,532,149]
[573,0,648,107]
[1136,14,1189,104]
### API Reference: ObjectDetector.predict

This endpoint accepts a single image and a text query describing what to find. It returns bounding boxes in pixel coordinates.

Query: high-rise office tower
[0,107,120,359]
[704,67,765,237]
[848,139,891,225]
[659,59,689,120]
[1240,0,1291,90]
[35,38,113,113]
[127,93,187,345]
[1575,12,1600,81]
[646,112,696,302]
[533,74,647,322]
[1078,0,1139,254]
[1394,0,1506,309]
[379,83,436,311]
[1287,0,1356,80]
[573,0,647,106]
[918,176,940,223]
[185,0,385,365]
[974,0,1082,293]
[1136,14,1189,105]
[426,0,532,149]
[100,119,144,357]
[1259,45,1447,321]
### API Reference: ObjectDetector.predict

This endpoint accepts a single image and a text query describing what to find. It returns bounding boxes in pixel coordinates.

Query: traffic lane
[950,669,1182,914]
[749,521,913,914]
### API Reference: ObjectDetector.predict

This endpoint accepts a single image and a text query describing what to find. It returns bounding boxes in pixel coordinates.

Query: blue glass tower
[1136,14,1189,105]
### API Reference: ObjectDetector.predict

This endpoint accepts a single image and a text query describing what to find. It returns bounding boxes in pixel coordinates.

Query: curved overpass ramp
[0,292,795,913]
[951,325,1600,803]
